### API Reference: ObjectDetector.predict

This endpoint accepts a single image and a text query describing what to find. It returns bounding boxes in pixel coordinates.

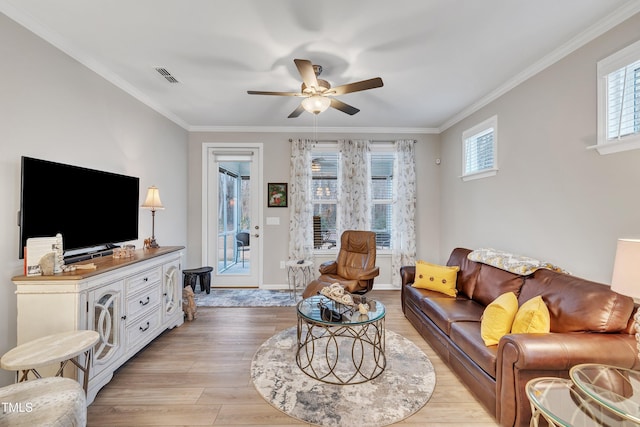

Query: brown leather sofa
[401,247,639,427]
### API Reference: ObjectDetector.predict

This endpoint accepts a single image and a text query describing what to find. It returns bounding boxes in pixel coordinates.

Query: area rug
[251,326,436,427]
[193,288,298,307]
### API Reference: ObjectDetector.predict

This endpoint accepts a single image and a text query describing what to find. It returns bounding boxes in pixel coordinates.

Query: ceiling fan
[247,59,383,118]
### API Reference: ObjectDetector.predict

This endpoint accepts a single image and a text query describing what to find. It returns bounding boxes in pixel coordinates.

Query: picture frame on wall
[267,183,287,207]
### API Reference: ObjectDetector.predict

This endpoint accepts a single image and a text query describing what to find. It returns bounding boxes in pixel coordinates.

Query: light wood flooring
[87,290,499,426]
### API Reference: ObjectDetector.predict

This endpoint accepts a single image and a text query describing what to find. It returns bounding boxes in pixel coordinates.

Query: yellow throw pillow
[412,261,459,297]
[511,296,550,334]
[481,292,518,346]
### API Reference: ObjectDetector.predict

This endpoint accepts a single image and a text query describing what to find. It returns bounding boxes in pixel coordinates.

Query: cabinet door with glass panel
[88,280,125,378]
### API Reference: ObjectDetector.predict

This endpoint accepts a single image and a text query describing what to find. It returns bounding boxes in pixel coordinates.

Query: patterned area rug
[193,288,298,307]
[251,326,436,427]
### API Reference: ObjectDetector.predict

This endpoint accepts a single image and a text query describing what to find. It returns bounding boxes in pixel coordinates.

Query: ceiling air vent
[154,67,179,83]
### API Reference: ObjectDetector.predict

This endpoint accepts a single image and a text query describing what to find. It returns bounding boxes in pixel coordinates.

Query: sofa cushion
[481,292,519,346]
[511,295,550,334]
[520,269,635,333]
[446,248,482,299]
[473,264,525,307]
[413,261,459,297]
[450,320,498,378]
[417,296,485,335]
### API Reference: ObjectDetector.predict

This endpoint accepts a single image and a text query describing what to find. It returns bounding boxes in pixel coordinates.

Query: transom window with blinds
[311,149,395,251]
[595,39,640,155]
[462,115,498,181]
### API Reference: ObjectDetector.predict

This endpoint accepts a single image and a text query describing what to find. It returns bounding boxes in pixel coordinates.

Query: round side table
[1,330,99,394]
[285,260,313,300]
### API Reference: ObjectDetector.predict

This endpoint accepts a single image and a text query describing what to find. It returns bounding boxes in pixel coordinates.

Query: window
[310,145,397,251]
[594,39,640,155]
[370,153,393,249]
[311,152,338,250]
[462,115,498,181]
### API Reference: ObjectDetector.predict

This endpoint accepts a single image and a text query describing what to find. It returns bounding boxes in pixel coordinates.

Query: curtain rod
[288,139,416,143]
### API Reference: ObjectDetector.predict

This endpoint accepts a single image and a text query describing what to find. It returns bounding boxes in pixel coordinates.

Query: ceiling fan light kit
[248,58,383,118]
[301,95,331,114]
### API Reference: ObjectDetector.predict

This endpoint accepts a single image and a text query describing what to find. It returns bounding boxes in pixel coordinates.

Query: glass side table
[570,363,640,424]
[526,377,636,427]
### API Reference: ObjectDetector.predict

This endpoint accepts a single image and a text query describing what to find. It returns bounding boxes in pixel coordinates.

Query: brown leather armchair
[302,230,380,298]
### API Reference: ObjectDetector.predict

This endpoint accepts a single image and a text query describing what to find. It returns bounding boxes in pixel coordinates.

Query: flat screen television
[19,156,140,260]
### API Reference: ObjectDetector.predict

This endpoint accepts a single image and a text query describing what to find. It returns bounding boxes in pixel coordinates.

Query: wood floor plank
[87,290,499,426]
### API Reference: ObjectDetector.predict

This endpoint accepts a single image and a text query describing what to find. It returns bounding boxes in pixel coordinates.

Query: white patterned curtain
[288,139,314,260]
[337,139,371,235]
[391,139,417,287]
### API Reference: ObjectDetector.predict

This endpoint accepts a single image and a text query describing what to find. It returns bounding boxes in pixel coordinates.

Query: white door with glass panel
[203,144,262,287]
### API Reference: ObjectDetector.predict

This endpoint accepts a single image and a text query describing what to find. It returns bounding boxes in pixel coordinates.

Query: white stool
[0,377,86,426]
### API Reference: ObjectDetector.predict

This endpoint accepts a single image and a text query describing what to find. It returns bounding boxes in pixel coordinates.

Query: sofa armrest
[496,333,639,427]
[400,266,415,286]
[318,260,337,275]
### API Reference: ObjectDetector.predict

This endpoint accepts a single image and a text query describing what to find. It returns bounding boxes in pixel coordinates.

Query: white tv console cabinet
[11,246,184,404]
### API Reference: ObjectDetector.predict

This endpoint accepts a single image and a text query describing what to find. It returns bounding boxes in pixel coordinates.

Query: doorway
[203,143,263,287]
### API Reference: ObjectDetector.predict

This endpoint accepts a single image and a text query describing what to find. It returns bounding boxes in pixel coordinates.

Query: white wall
[439,13,640,284]
[0,14,188,386]
[187,132,441,287]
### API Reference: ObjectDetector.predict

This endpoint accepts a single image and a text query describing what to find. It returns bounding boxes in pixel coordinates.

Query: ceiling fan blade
[330,77,384,96]
[247,90,301,96]
[288,104,305,118]
[294,59,319,90]
[330,98,360,115]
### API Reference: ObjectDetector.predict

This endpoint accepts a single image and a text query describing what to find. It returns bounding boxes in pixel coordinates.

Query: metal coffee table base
[296,316,386,385]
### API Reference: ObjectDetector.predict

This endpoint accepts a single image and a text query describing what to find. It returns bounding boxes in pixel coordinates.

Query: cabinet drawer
[126,286,161,320]
[126,310,161,350]
[126,267,162,294]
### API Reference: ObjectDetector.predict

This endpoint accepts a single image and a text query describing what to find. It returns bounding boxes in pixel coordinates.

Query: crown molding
[438,1,640,133]
[188,125,439,134]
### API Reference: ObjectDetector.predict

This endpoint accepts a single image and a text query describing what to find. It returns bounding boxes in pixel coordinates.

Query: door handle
[254,234,260,238]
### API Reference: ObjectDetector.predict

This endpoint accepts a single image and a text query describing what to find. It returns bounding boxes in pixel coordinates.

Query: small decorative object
[26,236,59,276]
[320,283,355,306]
[112,245,135,259]
[141,186,164,248]
[267,183,288,207]
[54,233,64,273]
[182,286,197,321]
[38,252,56,276]
[358,302,370,314]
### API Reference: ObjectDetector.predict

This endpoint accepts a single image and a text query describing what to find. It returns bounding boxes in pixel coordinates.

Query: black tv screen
[19,156,140,259]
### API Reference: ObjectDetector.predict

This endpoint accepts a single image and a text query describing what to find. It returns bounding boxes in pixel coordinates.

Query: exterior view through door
[204,144,262,288]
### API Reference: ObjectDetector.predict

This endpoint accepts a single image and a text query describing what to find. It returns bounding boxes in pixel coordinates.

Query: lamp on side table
[141,186,164,248]
[610,238,640,359]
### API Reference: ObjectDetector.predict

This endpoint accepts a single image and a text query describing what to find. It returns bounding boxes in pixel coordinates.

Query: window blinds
[607,60,640,140]
[464,129,495,175]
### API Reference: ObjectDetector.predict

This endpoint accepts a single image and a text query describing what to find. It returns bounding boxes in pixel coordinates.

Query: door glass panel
[218,161,250,275]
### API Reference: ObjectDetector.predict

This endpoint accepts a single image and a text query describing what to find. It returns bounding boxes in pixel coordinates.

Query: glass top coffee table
[570,363,640,424]
[296,294,386,385]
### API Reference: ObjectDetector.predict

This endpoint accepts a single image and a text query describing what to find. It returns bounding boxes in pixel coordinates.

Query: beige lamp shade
[141,186,164,211]
[611,238,640,300]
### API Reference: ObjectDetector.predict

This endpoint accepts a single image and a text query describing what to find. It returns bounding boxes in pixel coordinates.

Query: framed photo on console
[267,183,287,207]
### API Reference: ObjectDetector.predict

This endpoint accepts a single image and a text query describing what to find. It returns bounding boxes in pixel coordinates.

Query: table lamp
[610,238,640,358]
[141,186,164,248]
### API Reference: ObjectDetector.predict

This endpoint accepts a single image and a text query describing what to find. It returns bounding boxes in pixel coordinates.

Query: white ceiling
[2,0,639,132]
